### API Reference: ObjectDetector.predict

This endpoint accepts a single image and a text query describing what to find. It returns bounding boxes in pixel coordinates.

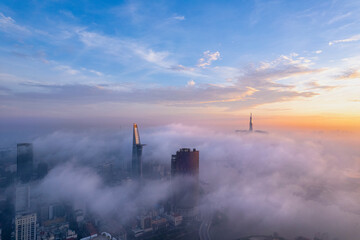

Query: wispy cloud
[329,34,360,46]
[328,12,352,25]
[197,50,221,68]
[88,69,103,77]
[306,81,337,91]
[186,80,195,87]
[172,15,185,21]
[337,69,360,80]
[76,29,205,77]
[0,54,320,112]
[0,12,30,34]
[54,65,80,75]
[77,30,172,68]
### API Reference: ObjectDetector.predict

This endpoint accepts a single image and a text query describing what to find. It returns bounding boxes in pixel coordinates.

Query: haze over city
[1,1,360,240]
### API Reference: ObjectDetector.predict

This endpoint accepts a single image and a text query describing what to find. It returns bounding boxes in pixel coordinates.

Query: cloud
[187,80,196,87]
[306,81,337,91]
[110,2,143,23]
[329,34,360,46]
[197,51,221,68]
[87,69,104,77]
[328,12,352,25]
[315,50,322,54]
[23,125,360,239]
[77,30,175,70]
[0,12,30,35]
[59,10,76,20]
[35,162,172,223]
[0,54,321,112]
[337,69,360,80]
[54,65,80,75]
[172,15,185,21]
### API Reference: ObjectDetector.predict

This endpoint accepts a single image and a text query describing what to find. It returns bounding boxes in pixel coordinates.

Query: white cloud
[315,50,322,54]
[77,30,172,68]
[197,50,221,68]
[328,12,352,25]
[54,65,80,75]
[76,29,206,77]
[132,48,170,67]
[89,69,103,77]
[187,80,195,87]
[0,12,30,34]
[173,15,185,21]
[29,125,360,239]
[329,34,360,46]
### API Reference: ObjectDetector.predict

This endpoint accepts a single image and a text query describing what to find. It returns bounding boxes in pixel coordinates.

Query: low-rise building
[165,212,183,226]
[151,216,168,231]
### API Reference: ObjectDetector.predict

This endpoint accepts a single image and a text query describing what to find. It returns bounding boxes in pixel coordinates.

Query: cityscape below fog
[0,117,340,240]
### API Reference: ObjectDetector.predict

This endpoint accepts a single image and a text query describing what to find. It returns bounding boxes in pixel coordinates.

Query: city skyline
[0,0,360,131]
[1,1,360,240]
[1,121,360,239]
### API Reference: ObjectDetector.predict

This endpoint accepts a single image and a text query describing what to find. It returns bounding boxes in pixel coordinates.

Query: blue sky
[1,0,360,129]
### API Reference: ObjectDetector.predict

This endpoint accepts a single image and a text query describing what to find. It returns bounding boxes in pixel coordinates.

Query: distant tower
[132,124,145,179]
[249,113,253,132]
[17,143,33,183]
[171,148,199,219]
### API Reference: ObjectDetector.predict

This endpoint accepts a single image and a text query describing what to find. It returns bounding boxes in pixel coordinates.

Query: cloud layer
[29,125,360,239]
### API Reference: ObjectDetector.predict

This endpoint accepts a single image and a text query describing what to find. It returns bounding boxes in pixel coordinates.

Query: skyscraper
[132,124,145,178]
[249,113,253,132]
[15,184,30,213]
[15,213,37,240]
[17,143,33,183]
[171,148,199,219]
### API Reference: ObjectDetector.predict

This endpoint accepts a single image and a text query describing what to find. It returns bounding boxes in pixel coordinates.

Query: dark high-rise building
[171,148,199,219]
[17,143,33,183]
[15,184,30,213]
[132,124,145,178]
[249,113,253,132]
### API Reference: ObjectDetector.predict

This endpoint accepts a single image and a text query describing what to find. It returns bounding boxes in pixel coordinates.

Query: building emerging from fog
[235,113,267,134]
[132,124,145,179]
[249,113,253,132]
[17,143,33,183]
[15,213,37,240]
[171,148,199,219]
[15,184,30,214]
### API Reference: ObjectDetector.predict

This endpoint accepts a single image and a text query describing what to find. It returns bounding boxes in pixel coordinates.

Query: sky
[1,0,360,131]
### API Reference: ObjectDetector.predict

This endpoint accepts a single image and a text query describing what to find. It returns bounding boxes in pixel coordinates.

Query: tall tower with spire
[249,113,253,132]
[132,123,145,179]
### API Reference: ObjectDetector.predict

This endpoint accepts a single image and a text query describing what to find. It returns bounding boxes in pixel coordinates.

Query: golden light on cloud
[257,115,360,132]
[198,87,258,104]
[337,69,360,80]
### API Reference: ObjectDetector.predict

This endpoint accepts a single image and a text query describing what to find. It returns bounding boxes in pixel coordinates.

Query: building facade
[132,124,145,179]
[249,113,253,132]
[171,148,199,218]
[17,143,33,183]
[15,213,37,240]
[15,184,30,213]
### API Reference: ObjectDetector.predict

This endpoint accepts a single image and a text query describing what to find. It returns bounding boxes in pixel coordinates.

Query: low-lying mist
[23,124,360,239]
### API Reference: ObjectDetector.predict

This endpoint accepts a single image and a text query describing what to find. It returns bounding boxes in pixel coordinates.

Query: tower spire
[249,113,253,132]
[132,123,145,179]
